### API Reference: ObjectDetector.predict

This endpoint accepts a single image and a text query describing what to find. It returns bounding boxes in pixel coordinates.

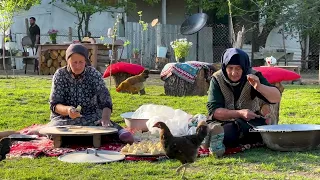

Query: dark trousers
[222,118,267,148]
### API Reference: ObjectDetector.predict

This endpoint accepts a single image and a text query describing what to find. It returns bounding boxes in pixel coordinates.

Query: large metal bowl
[120,112,149,132]
[252,124,320,151]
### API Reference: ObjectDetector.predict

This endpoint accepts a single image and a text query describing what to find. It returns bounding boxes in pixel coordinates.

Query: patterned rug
[160,61,215,84]
[7,124,264,161]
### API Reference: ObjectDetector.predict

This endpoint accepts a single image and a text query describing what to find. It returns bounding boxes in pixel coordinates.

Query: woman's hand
[238,109,259,121]
[100,119,113,127]
[247,74,261,89]
[68,106,81,119]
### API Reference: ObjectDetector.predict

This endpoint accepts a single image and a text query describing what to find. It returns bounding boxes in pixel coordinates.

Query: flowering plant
[170,38,192,59]
[48,29,58,41]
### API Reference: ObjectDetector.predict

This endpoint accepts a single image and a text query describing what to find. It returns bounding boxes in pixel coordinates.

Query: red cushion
[103,62,145,78]
[253,66,301,83]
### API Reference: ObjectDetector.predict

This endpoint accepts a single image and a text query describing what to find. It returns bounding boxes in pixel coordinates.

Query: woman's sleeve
[49,70,65,113]
[252,72,279,104]
[207,77,225,116]
[94,71,113,111]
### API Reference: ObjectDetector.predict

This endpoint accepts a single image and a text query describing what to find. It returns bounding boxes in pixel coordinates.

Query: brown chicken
[153,121,208,179]
[116,69,149,95]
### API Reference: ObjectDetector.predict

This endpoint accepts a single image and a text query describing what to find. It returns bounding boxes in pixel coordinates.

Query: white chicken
[265,56,277,66]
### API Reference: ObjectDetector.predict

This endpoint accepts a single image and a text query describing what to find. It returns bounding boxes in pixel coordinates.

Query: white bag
[132,104,192,137]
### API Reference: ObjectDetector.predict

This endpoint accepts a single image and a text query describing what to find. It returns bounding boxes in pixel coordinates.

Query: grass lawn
[0,76,319,180]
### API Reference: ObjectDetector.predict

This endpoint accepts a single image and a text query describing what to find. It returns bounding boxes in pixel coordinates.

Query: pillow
[253,66,301,83]
[103,62,145,78]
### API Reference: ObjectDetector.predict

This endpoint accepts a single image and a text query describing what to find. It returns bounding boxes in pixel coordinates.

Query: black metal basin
[180,13,209,35]
[252,124,320,151]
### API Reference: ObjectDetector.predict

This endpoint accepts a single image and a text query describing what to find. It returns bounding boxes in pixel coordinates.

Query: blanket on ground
[160,61,215,84]
[7,124,263,161]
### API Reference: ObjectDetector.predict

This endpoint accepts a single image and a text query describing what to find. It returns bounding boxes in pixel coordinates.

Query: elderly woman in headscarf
[204,48,281,157]
[47,43,134,144]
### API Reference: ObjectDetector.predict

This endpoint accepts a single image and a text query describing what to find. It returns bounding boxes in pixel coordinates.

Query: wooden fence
[124,22,214,68]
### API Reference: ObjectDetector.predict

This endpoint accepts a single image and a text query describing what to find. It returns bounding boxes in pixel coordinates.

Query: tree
[0,0,40,77]
[184,0,289,51]
[50,0,136,41]
[280,0,320,69]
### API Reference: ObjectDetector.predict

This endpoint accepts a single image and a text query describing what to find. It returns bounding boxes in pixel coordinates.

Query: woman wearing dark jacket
[205,48,281,157]
[48,43,133,144]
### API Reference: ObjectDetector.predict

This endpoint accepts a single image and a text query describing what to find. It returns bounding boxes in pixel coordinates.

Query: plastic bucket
[157,46,167,58]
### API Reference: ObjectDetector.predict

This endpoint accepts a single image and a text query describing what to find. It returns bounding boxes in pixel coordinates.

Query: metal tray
[251,124,320,151]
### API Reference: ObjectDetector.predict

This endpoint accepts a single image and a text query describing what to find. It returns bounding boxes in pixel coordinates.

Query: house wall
[126,0,193,25]
[2,0,119,45]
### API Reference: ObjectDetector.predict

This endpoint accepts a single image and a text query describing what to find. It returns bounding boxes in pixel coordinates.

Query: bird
[0,138,11,161]
[116,69,150,95]
[265,56,277,66]
[153,121,208,179]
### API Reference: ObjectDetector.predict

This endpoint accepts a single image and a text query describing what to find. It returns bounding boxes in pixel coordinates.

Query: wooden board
[39,126,118,136]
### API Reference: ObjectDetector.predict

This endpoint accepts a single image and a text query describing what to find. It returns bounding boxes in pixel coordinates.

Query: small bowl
[121,112,149,132]
[56,126,69,131]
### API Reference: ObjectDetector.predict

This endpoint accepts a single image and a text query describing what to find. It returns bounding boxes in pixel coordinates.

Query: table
[0,55,38,74]
[39,126,118,148]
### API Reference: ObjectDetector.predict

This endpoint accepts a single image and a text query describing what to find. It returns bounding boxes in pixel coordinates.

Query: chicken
[116,69,149,95]
[153,121,208,179]
[0,138,11,161]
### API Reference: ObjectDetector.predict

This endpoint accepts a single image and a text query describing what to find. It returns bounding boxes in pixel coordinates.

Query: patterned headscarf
[221,48,251,86]
[65,43,91,78]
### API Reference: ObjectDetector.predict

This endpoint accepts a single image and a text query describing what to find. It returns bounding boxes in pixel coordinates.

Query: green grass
[0,77,319,180]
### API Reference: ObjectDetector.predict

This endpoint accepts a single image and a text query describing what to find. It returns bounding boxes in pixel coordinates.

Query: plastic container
[157,46,167,58]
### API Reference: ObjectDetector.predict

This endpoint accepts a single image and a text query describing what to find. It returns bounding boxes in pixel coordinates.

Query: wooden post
[161,0,166,24]
[25,18,29,36]
[305,34,310,69]
[156,24,162,46]
[53,136,62,148]
[281,25,287,66]
[91,45,98,68]
[68,27,72,42]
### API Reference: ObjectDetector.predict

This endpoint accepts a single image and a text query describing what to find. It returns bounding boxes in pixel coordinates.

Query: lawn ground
[0,76,319,180]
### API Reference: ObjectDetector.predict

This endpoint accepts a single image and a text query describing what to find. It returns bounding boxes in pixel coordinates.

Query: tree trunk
[76,11,85,41]
[84,13,91,37]
[251,11,260,60]
[2,34,8,78]
[164,68,212,96]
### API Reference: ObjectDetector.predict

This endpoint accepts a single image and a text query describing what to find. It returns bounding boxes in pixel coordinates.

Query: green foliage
[170,38,193,59]
[280,0,320,37]
[124,40,130,47]
[142,0,161,6]
[0,0,41,32]
[133,48,139,53]
[50,0,137,40]
[138,11,148,31]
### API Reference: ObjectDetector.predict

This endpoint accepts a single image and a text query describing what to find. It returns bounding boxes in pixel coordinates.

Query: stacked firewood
[39,49,93,75]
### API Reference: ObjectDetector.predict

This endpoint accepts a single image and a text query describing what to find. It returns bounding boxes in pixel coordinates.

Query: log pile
[39,49,93,75]
[164,68,212,96]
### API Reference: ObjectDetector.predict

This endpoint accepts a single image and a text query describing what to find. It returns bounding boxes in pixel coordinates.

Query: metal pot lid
[58,148,125,164]
[253,124,320,132]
